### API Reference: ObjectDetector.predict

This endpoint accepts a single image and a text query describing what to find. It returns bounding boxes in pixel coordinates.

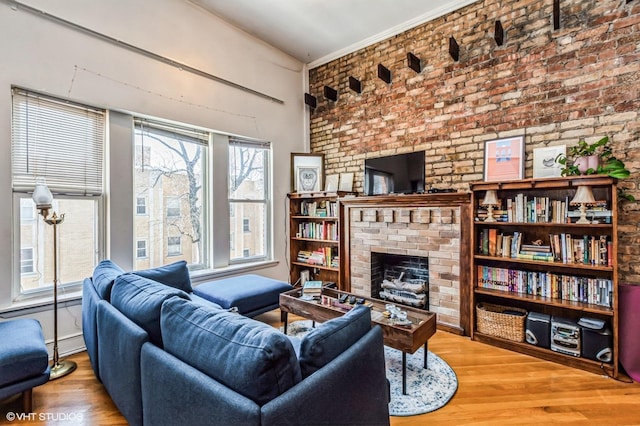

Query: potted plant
[556,136,634,201]
[556,136,630,178]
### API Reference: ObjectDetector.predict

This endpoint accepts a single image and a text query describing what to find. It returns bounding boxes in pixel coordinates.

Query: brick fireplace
[340,193,471,334]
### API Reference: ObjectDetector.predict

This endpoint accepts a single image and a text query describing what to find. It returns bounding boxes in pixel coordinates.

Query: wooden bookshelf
[288,191,351,290]
[470,175,619,378]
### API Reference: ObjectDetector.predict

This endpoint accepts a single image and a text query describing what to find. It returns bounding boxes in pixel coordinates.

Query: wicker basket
[476,303,527,342]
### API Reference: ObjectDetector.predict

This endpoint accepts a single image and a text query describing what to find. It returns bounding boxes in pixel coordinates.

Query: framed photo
[483,136,525,182]
[325,174,339,192]
[533,145,566,178]
[339,172,354,192]
[291,153,324,192]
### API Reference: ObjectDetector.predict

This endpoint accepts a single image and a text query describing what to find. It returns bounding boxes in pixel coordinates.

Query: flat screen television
[364,151,425,195]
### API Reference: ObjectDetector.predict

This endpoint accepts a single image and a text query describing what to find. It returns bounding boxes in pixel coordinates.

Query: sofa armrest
[141,343,260,426]
[97,301,148,426]
[261,326,390,426]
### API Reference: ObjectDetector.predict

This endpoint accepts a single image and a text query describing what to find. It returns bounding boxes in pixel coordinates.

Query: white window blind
[11,88,105,195]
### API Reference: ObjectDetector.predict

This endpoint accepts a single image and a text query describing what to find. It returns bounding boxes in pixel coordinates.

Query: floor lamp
[32,179,77,380]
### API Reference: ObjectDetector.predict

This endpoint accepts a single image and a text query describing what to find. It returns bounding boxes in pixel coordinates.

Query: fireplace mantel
[339,192,470,208]
[339,192,472,335]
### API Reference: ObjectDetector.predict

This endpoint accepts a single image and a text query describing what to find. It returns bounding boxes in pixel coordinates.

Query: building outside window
[134,119,207,269]
[229,139,270,262]
[168,236,181,256]
[166,197,181,218]
[12,88,104,298]
[20,248,34,274]
[136,197,147,215]
[136,240,147,258]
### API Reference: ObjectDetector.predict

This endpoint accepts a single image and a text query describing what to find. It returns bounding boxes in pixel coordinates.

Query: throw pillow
[133,260,193,293]
[161,297,302,405]
[298,304,372,378]
[92,259,125,301]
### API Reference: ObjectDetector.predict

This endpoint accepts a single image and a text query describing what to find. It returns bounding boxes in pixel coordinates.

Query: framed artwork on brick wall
[533,145,566,178]
[483,136,524,182]
[291,153,324,192]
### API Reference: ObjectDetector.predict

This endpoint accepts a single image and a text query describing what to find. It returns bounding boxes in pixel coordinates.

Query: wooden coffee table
[279,287,437,395]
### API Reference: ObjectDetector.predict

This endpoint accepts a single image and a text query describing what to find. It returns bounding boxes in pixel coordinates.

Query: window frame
[228,138,271,265]
[11,88,106,302]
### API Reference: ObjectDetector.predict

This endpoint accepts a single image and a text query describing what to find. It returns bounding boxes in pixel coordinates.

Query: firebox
[370,252,429,310]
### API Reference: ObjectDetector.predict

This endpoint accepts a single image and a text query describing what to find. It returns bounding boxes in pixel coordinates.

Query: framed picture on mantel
[291,153,324,192]
[483,136,524,182]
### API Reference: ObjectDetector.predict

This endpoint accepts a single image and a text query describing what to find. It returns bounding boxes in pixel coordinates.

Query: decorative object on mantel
[570,185,596,224]
[282,320,458,416]
[338,172,354,192]
[481,190,500,222]
[32,178,77,381]
[324,174,339,192]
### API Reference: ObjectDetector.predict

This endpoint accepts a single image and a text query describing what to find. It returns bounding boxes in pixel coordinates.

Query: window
[134,119,208,269]
[168,236,181,256]
[12,88,105,297]
[136,197,147,215]
[229,139,270,262]
[136,240,147,258]
[166,197,181,218]
[20,248,34,274]
[20,198,35,221]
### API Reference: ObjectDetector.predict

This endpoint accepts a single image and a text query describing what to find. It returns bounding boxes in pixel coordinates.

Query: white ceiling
[190,0,480,67]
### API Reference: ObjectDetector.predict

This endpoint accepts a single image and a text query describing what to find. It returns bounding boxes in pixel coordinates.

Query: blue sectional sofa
[82,260,390,426]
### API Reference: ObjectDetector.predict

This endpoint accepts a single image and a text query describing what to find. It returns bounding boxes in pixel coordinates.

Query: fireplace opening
[371,252,429,310]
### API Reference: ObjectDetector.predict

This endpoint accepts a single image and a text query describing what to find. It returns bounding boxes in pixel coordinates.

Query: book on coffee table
[302,280,323,298]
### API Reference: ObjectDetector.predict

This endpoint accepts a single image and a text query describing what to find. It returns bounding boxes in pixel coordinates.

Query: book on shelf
[296,247,338,268]
[477,265,613,307]
[300,200,338,217]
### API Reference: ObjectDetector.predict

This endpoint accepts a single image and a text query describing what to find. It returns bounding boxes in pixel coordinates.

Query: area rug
[282,320,458,416]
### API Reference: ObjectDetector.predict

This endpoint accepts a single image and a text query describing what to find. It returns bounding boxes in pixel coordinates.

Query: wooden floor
[2,310,639,425]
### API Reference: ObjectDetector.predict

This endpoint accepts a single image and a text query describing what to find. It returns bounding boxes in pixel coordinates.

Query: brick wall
[308,0,640,282]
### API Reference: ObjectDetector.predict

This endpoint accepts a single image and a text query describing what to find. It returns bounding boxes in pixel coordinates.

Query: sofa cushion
[92,259,125,301]
[0,319,49,386]
[110,273,190,347]
[134,260,193,293]
[298,305,372,378]
[161,297,301,405]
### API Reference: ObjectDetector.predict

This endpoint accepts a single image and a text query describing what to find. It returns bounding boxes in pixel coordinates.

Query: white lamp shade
[571,186,595,205]
[481,190,499,206]
[32,177,53,207]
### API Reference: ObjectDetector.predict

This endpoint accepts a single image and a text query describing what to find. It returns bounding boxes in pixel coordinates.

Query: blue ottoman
[193,274,292,317]
[0,319,51,412]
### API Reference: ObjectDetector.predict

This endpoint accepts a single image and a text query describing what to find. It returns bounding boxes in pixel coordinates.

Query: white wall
[0,0,305,355]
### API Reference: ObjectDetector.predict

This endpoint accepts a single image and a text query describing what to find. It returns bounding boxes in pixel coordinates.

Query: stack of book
[302,280,323,298]
[517,243,554,261]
